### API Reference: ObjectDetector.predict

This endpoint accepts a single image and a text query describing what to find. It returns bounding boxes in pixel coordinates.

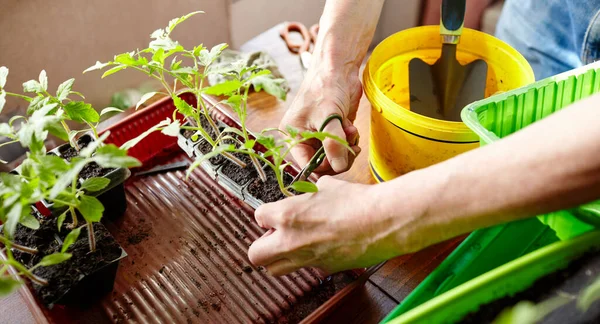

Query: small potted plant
[85,11,353,207]
[0,67,132,219]
[0,67,139,307]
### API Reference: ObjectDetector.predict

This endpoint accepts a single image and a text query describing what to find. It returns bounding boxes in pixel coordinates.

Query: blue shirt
[496,0,600,79]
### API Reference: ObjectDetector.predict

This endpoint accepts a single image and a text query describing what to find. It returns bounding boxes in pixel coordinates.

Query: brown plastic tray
[7,95,373,323]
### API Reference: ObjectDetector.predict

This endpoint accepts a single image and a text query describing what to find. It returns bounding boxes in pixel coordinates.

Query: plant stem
[69,207,78,228]
[250,155,266,182]
[4,92,32,101]
[87,222,96,252]
[85,121,99,141]
[0,236,38,254]
[2,260,48,286]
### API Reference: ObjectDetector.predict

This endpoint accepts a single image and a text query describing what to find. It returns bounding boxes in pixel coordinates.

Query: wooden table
[0,25,465,323]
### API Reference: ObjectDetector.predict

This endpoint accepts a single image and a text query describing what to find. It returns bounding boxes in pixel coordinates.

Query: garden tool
[280,22,319,72]
[291,114,343,184]
[409,0,488,122]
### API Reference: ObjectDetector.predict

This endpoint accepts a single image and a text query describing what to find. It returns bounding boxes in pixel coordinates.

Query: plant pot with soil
[36,133,132,221]
[0,66,140,306]
[10,211,127,307]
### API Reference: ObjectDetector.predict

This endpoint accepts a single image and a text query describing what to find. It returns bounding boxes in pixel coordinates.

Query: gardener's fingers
[321,118,349,173]
[248,230,286,267]
[264,258,301,276]
[289,142,316,171]
[255,203,284,229]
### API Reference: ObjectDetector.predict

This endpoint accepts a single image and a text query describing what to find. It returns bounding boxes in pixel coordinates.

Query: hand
[280,64,362,174]
[248,176,405,276]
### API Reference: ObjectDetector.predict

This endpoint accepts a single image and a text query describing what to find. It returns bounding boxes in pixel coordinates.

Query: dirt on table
[459,251,600,324]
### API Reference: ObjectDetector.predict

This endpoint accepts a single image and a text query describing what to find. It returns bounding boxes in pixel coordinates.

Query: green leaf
[4,203,23,238]
[0,66,8,88]
[170,56,182,70]
[256,135,276,150]
[77,195,104,223]
[166,11,204,34]
[150,37,179,51]
[114,52,139,66]
[49,160,87,199]
[161,119,181,137]
[38,70,48,91]
[56,78,75,101]
[0,90,5,114]
[83,61,109,73]
[61,227,82,253]
[81,177,110,192]
[38,253,72,267]
[120,118,170,150]
[100,107,124,117]
[136,92,158,109]
[289,181,318,193]
[0,122,12,137]
[63,101,99,123]
[243,139,256,150]
[220,126,244,138]
[26,95,47,115]
[203,80,242,96]
[173,96,195,116]
[44,121,69,141]
[57,211,67,231]
[39,155,69,172]
[22,80,43,93]
[94,144,141,168]
[251,75,287,100]
[150,28,165,39]
[286,125,299,138]
[21,212,40,230]
[193,45,206,57]
[198,43,228,66]
[101,65,127,79]
[0,277,21,297]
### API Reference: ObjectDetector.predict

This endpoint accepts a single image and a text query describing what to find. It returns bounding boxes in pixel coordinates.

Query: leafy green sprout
[84,11,289,184]
[0,66,123,153]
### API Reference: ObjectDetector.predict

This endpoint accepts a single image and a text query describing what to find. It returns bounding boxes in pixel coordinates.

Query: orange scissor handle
[280,22,314,54]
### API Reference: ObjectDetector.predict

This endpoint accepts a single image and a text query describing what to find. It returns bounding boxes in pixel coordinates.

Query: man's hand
[280,67,362,174]
[248,176,408,275]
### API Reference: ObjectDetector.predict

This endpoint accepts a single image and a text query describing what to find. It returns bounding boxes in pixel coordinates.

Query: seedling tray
[386,230,600,324]
[13,93,372,323]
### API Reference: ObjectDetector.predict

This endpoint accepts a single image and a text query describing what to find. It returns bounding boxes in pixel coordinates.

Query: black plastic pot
[35,134,130,221]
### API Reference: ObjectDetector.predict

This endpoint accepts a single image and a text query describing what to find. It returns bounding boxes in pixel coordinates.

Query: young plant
[84,11,287,180]
[0,66,122,151]
[0,67,140,252]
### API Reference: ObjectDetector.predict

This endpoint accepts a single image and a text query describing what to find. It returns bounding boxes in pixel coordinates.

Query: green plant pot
[387,230,600,324]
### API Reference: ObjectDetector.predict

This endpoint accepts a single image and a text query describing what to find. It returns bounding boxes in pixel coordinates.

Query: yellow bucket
[364,26,534,182]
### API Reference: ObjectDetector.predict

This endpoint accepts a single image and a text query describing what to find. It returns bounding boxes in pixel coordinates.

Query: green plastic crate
[388,230,600,324]
[462,61,600,240]
[382,61,600,323]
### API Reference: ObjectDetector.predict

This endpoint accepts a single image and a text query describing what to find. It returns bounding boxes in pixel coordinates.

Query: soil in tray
[60,136,113,179]
[277,271,356,324]
[12,216,122,306]
[197,139,226,165]
[459,251,600,324]
[247,167,297,203]
[220,153,258,186]
[183,115,219,141]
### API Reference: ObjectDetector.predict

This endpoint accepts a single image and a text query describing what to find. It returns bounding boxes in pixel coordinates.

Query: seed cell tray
[14,94,371,324]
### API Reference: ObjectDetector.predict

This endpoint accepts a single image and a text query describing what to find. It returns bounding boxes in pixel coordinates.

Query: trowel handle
[440,0,466,43]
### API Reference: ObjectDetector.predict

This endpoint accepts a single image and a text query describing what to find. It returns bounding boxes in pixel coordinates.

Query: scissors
[291,114,343,184]
[280,22,319,71]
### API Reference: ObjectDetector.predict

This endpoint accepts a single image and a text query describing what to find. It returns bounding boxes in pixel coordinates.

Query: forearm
[377,94,600,252]
[313,0,384,76]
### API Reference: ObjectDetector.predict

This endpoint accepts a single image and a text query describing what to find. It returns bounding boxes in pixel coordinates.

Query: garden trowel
[409,0,488,122]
